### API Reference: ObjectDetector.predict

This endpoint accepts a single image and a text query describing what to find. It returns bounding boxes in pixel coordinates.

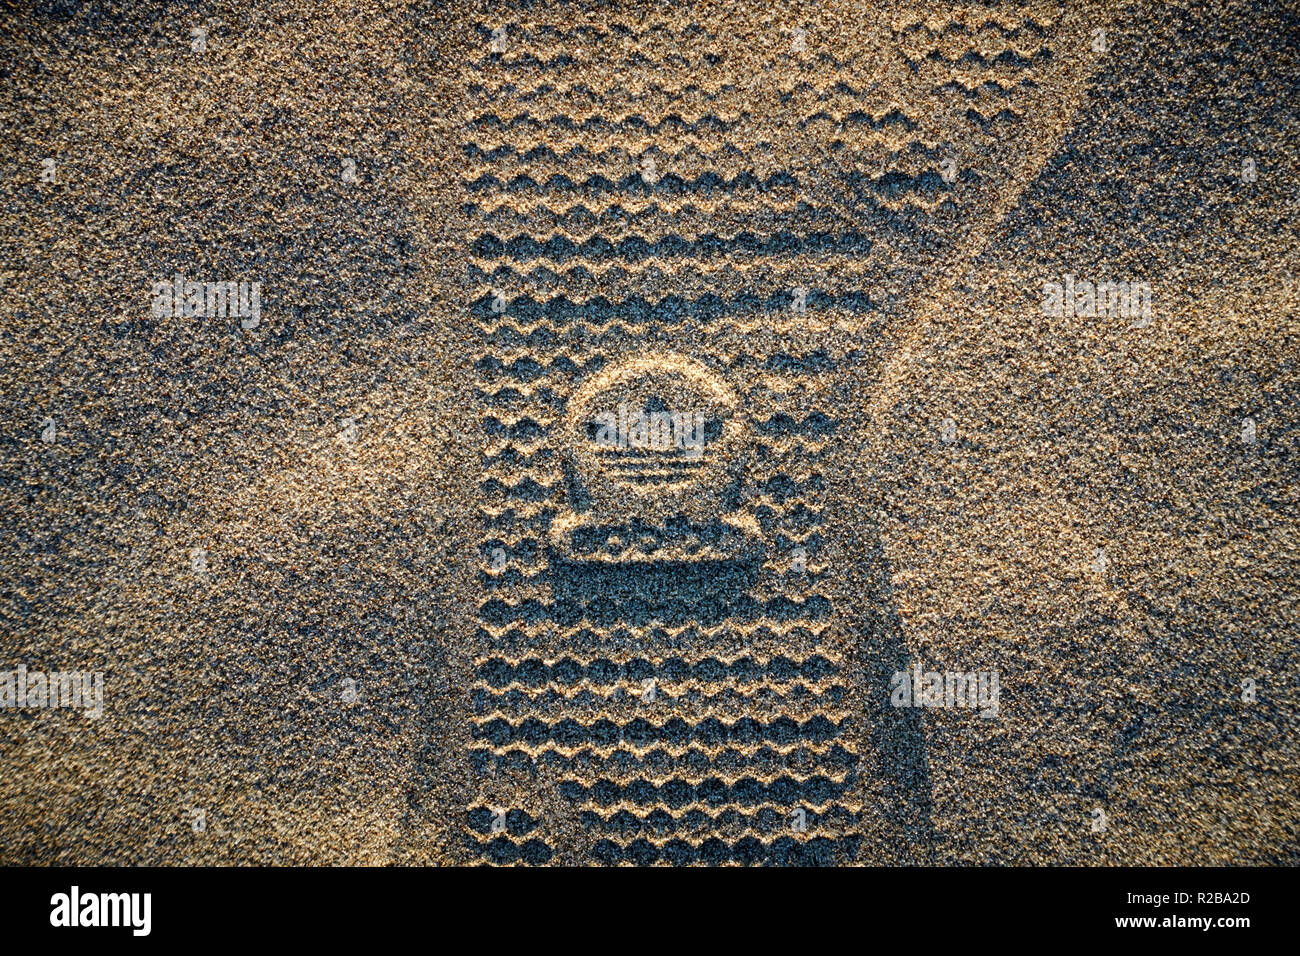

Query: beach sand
[0,0,1295,864]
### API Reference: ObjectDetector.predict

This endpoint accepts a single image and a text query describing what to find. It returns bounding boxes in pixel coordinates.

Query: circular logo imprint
[563,353,744,521]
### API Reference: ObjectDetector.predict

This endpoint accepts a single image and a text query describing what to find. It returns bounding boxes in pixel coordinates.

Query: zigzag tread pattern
[462,12,886,864]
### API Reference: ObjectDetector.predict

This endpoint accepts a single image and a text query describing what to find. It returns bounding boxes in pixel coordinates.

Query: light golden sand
[0,0,1295,864]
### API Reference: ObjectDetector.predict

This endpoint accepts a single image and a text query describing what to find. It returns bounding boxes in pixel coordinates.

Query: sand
[0,0,1295,865]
